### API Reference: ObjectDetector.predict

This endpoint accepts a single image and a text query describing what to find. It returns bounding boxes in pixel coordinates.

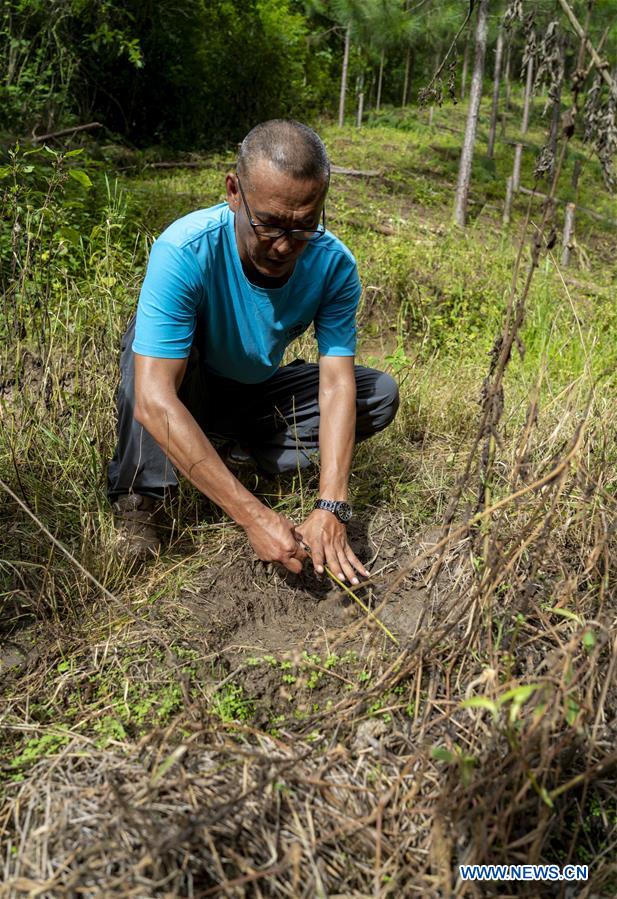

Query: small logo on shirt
[285,321,309,341]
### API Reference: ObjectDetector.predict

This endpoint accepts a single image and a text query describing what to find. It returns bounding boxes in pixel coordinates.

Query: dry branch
[145,160,210,169]
[557,0,616,91]
[331,165,382,177]
[31,122,103,143]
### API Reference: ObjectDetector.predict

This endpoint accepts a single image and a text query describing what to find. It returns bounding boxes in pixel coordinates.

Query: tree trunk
[504,40,511,111]
[487,27,504,158]
[376,48,385,111]
[461,37,470,100]
[511,56,533,192]
[428,45,440,126]
[503,175,514,227]
[366,71,374,111]
[356,74,364,127]
[338,25,351,127]
[521,59,533,132]
[548,85,562,161]
[402,46,411,106]
[571,157,582,192]
[561,202,576,266]
[548,41,564,166]
[453,0,489,227]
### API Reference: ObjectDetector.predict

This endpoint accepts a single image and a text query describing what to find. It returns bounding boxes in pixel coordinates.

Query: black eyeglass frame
[235,175,326,242]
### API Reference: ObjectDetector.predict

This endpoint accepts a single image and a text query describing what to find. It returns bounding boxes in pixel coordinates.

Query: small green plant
[212,684,254,723]
[10,731,71,773]
[430,744,477,787]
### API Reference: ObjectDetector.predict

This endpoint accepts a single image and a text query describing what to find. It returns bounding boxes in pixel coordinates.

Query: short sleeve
[314,251,361,357]
[133,239,202,359]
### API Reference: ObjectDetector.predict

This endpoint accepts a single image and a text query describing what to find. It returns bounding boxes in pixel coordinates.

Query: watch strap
[314,499,353,522]
[315,499,338,515]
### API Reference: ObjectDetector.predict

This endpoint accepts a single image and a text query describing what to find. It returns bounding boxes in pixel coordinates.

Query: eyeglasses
[236,175,326,242]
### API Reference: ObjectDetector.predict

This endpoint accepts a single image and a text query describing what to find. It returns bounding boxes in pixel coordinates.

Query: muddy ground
[0,509,471,682]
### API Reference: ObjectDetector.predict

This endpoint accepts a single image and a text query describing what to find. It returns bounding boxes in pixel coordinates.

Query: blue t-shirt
[133,203,361,384]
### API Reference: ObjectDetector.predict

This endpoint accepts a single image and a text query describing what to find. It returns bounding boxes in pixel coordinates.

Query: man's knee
[357,368,399,437]
[375,371,399,428]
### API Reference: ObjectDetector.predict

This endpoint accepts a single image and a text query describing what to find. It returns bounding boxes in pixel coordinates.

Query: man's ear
[225,172,240,211]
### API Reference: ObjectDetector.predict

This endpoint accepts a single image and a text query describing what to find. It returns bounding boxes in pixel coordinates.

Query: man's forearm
[136,397,263,528]
[318,379,356,499]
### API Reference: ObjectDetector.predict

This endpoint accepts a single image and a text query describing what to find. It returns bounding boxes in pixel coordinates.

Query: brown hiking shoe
[223,441,257,472]
[112,493,164,559]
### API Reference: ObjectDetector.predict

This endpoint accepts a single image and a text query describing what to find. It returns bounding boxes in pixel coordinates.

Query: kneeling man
[108,119,398,584]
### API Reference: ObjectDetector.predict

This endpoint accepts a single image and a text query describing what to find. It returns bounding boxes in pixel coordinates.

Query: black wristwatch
[314,499,353,523]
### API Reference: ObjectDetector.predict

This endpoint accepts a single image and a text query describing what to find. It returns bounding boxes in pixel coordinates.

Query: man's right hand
[133,356,308,574]
[244,508,308,574]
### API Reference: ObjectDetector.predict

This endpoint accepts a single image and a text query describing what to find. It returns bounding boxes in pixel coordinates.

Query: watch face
[336,502,353,523]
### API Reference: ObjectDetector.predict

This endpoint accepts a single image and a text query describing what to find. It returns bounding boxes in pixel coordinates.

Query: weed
[212,684,254,724]
[1,106,616,894]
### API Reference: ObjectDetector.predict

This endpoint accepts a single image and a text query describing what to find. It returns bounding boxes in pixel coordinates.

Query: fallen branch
[145,160,210,169]
[31,122,103,143]
[331,165,381,177]
[328,215,395,235]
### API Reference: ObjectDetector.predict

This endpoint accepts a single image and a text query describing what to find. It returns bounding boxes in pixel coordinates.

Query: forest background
[1,0,617,896]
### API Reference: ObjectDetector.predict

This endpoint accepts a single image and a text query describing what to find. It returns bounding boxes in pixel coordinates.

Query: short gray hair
[237,119,330,187]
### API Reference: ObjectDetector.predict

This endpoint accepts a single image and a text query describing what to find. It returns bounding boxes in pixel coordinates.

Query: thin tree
[339,24,351,125]
[547,38,564,164]
[511,54,534,192]
[375,47,384,109]
[487,24,504,158]
[461,36,470,98]
[503,39,511,110]
[356,72,365,125]
[401,44,412,105]
[453,0,490,226]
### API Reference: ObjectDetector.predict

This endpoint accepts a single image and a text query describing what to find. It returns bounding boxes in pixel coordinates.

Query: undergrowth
[1,103,616,896]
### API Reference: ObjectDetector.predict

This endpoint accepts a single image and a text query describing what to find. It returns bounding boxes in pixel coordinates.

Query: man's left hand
[295,509,369,585]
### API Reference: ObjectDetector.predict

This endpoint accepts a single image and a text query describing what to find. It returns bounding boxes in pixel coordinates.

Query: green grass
[2,99,616,618]
[1,95,616,893]
[2,99,617,618]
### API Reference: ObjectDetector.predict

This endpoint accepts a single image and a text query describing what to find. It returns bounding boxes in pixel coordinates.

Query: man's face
[226,159,327,283]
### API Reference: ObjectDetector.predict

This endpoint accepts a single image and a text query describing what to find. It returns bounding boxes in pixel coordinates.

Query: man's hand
[295,509,369,585]
[244,508,308,574]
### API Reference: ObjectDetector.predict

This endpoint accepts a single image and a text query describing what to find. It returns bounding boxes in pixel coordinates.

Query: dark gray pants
[107,317,399,500]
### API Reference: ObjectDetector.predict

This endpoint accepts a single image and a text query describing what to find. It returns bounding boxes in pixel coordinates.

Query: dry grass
[1,119,617,896]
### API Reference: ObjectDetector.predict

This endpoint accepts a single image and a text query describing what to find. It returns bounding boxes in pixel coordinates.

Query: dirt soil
[175,510,469,661]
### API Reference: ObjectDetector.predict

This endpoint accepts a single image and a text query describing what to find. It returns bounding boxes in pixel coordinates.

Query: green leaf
[497,684,540,706]
[461,696,499,717]
[149,744,187,786]
[68,169,92,189]
[496,684,541,725]
[549,607,582,624]
[582,629,596,650]
[65,148,84,158]
[431,746,455,763]
[565,696,580,726]
[0,166,11,179]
